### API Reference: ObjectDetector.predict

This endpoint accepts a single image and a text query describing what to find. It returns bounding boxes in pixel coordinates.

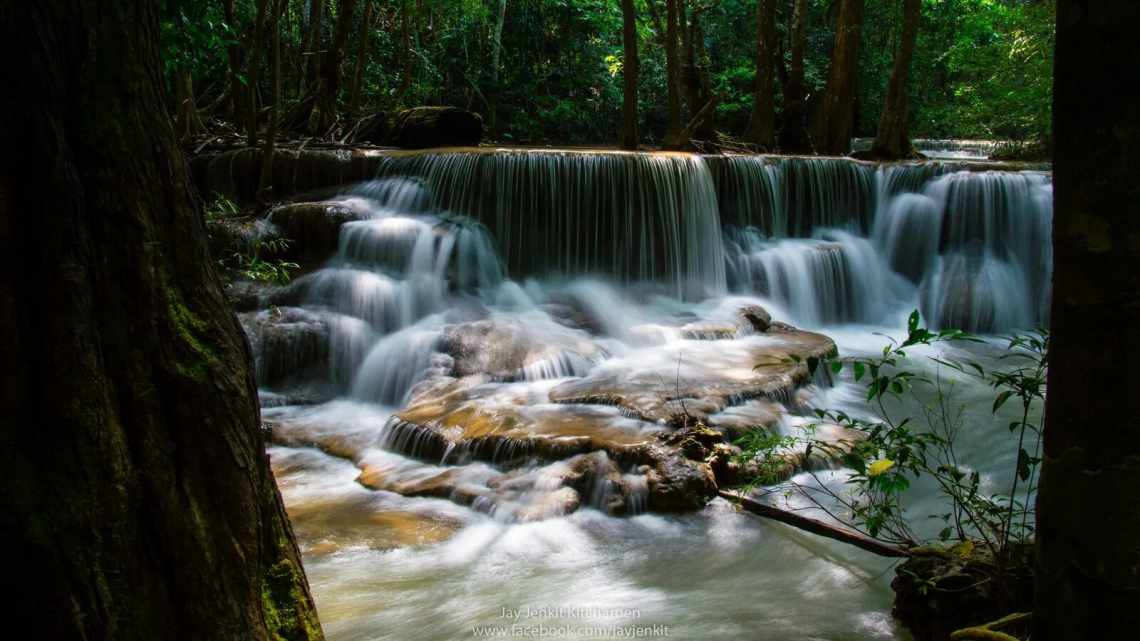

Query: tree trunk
[663,0,685,148]
[247,0,271,146]
[687,4,715,141]
[348,0,375,116]
[0,2,323,641]
[778,0,809,152]
[302,0,325,98]
[815,0,864,155]
[175,68,206,141]
[620,0,639,150]
[1035,2,1140,640]
[316,0,360,132]
[396,0,413,98]
[223,0,244,121]
[489,0,508,135]
[869,0,919,159]
[260,0,284,195]
[748,0,777,148]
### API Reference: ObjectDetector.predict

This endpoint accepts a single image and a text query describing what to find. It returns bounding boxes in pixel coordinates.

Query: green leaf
[992,390,1014,413]
[853,361,865,382]
[1017,448,1032,481]
[908,310,920,334]
[830,360,843,374]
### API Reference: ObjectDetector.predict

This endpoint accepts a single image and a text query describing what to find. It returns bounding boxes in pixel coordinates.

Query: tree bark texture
[778,0,810,151]
[620,0,640,150]
[1036,2,1140,639]
[0,2,324,641]
[869,0,920,159]
[316,0,360,132]
[663,0,685,148]
[749,0,777,148]
[348,0,375,115]
[815,0,864,155]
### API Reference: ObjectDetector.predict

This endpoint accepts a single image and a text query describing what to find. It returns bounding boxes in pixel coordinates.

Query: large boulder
[388,106,483,149]
[267,198,373,265]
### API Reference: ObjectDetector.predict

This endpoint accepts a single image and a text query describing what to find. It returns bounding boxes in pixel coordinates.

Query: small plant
[204,192,242,221]
[737,311,1048,561]
[225,237,298,285]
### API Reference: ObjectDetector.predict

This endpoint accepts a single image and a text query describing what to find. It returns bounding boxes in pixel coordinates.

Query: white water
[252,151,1052,640]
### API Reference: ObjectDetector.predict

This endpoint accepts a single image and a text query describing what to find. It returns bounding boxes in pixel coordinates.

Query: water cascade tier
[231,149,1051,524]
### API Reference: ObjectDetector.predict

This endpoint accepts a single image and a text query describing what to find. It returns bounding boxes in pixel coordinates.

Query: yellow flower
[868,458,895,477]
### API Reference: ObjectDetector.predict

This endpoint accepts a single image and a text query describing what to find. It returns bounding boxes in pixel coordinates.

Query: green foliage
[163,0,1054,146]
[205,192,242,221]
[231,236,298,285]
[737,311,1048,559]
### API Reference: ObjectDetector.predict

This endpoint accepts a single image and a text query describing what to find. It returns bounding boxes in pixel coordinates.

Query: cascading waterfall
[253,150,1055,641]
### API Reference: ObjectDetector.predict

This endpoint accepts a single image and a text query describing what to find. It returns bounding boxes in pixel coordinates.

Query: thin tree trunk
[815,0,865,155]
[869,0,919,159]
[1036,2,1140,640]
[223,0,244,120]
[247,0,271,146]
[778,0,809,152]
[175,68,206,141]
[396,0,413,98]
[690,7,715,140]
[0,2,323,640]
[748,0,777,148]
[348,0,375,116]
[663,0,685,148]
[260,0,284,195]
[620,0,639,150]
[489,0,507,135]
[302,0,325,98]
[316,0,359,132]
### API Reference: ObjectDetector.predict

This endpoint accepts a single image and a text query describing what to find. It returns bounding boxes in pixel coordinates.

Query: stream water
[250,151,1052,641]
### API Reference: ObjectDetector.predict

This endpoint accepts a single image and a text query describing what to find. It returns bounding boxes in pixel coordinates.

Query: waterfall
[247,153,1053,406]
[374,150,726,298]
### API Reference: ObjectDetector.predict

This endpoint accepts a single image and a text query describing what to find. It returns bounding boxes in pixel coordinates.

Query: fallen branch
[720,489,912,558]
[949,612,1031,641]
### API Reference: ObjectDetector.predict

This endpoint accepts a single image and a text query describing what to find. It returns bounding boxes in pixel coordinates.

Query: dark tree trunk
[247,0,271,146]
[0,2,324,641]
[175,68,206,141]
[748,0,777,148]
[260,0,284,195]
[620,0,639,150]
[663,0,685,148]
[688,5,715,141]
[348,0,375,116]
[815,0,864,155]
[869,0,919,159]
[302,0,325,98]
[778,0,810,152]
[316,0,360,132]
[224,0,245,120]
[396,0,413,98]
[488,0,508,135]
[1036,2,1140,640]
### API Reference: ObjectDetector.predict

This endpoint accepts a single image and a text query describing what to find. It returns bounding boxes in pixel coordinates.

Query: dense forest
[163,0,1054,151]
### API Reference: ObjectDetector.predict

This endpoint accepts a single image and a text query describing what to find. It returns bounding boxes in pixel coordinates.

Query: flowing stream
[248,150,1051,641]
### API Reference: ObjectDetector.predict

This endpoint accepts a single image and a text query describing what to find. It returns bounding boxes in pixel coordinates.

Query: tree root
[949,612,1031,641]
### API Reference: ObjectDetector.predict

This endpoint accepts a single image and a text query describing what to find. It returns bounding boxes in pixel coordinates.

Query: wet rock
[267,198,374,264]
[642,447,718,511]
[680,322,739,340]
[388,106,483,149]
[241,307,330,387]
[436,320,532,379]
[737,305,772,332]
[352,111,390,145]
[549,329,837,425]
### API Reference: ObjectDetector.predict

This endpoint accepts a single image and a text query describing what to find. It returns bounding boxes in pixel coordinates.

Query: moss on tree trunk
[0,2,323,640]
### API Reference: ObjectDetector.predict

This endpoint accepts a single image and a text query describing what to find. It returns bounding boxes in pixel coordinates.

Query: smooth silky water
[253,151,1051,640]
